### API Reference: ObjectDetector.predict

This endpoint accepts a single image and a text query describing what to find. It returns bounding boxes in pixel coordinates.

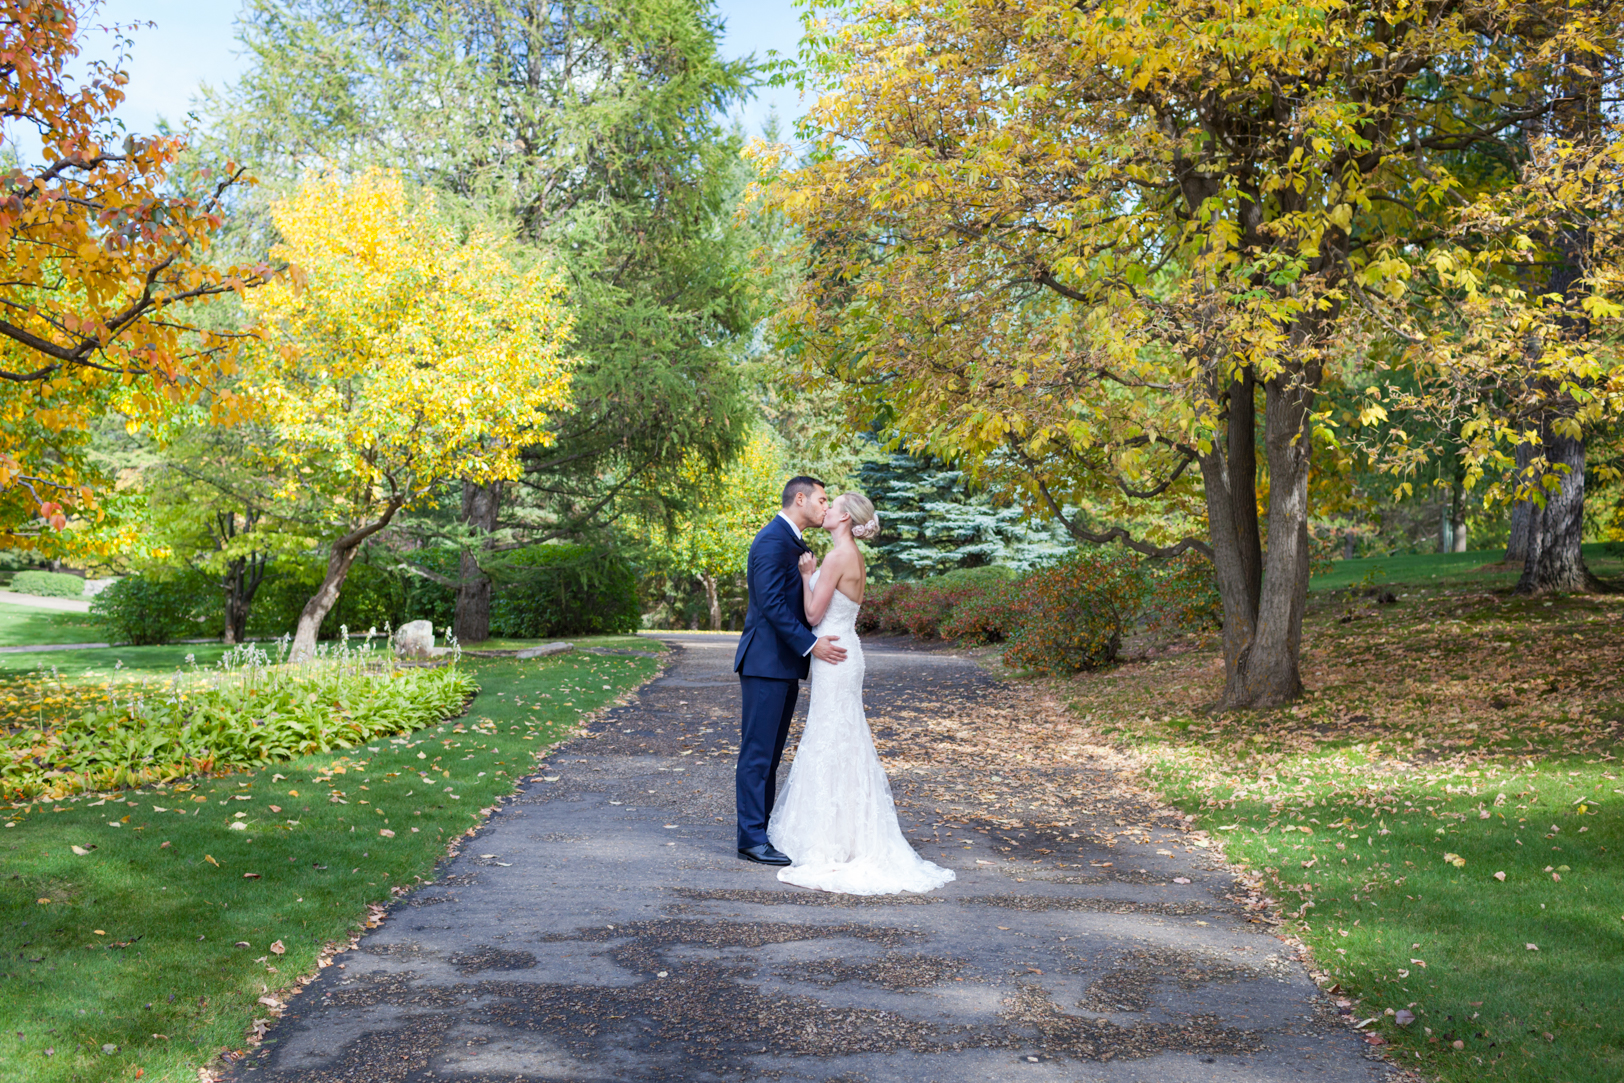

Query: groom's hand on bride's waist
[811,636,847,664]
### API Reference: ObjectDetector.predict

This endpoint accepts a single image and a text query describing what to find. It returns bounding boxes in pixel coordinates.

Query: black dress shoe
[737,844,791,866]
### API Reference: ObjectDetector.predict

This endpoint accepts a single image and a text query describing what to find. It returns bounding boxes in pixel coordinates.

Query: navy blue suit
[734,515,818,849]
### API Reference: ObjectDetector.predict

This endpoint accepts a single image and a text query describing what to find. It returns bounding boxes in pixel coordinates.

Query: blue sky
[87,0,809,141]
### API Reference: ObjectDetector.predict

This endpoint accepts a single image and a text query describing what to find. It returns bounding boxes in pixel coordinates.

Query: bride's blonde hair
[837,491,880,539]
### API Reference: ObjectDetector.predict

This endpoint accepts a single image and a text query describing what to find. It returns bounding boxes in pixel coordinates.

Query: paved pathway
[0,589,92,612]
[232,635,1392,1083]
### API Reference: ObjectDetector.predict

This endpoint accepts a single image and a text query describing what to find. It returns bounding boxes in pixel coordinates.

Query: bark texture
[1516,429,1602,594]
[454,480,502,644]
[290,501,405,662]
[697,573,721,631]
[215,509,267,645]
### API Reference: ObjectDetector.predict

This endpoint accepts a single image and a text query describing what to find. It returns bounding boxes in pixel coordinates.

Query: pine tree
[856,453,1069,579]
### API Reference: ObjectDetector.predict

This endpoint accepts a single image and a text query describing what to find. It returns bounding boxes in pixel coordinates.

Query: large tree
[246,170,574,660]
[214,0,759,640]
[758,0,1622,707]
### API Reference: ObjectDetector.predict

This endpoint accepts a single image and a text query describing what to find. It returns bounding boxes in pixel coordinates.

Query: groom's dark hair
[781,475,826,506]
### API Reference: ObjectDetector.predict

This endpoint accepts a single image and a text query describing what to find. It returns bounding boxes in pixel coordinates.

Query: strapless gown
[768,573,956,895]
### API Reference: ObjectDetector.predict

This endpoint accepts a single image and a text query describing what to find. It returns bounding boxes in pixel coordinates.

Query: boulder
[516,641,573,659]
[394,620,437,659]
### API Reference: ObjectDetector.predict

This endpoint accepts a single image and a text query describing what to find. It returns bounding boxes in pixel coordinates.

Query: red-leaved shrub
[1002,551,1146,674]
[855,553,1218,674]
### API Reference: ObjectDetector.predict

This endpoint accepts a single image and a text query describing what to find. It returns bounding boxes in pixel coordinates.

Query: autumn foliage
[0,0,269,542]
[246,169,575,659]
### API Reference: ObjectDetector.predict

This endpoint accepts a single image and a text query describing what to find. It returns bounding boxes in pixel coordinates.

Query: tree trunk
[1449,469,1468,553]
[1513,56,1602,595]
[1199,371,1266,707]
[1229,364,1318,707]
[223,557,244,646]
[454,480,503,644]
[1505,439,1534,564]
[227,555,267,649]
[1343,531,1356,560]
[290,501,405,662]
[698,573,721,631]
[216,509,267,645]
[221,552,268,645]
[1516,428,1601,595]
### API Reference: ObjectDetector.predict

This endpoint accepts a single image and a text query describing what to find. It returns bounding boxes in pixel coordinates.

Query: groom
[733,476,848,865]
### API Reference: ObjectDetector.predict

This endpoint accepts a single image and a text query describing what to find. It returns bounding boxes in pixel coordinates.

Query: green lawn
[1072,581,1624,1082]
[0,604,106,648]
[0,642,663,1083]
[1311,543,1624,592]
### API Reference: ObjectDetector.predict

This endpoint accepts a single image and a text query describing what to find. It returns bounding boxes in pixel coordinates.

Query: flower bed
[0,644,475,799]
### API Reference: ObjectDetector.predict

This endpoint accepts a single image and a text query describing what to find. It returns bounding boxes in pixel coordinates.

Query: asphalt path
[230,634,1394,1083]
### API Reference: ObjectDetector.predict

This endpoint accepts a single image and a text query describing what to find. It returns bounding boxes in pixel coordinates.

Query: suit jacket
[733,515,817,679]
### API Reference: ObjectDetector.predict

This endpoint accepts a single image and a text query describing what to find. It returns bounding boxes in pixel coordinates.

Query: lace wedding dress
[768,572,956,895]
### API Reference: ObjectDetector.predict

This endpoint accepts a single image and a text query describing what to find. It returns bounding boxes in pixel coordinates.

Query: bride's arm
[802,550,847,626]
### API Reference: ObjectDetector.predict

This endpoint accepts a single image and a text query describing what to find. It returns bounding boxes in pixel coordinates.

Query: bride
[767,491,956,895]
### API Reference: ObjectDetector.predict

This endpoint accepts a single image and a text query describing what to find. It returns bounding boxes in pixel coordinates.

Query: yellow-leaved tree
[650,427,787,629]
[247,169,574,660]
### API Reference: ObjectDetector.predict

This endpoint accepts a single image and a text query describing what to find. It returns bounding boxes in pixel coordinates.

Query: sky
[81,0,810,142]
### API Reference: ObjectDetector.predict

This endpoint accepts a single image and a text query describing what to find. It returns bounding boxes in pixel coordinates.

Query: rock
[394,620,436,659]
[516,641,573,659]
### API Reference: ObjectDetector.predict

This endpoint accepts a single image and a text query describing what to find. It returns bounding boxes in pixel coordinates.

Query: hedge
[10,570,86,599]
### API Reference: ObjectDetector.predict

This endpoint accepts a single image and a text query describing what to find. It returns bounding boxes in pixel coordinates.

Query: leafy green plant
[90,569,220,645]
[486,543,641,637]
[10,570,86,599]
[0,643,475,799]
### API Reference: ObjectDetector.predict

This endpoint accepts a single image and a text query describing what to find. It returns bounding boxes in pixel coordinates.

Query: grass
[1310,542,1624,592]
[0,603,106,648]
[0,638,663,1083]
[1058,561,1624,1082]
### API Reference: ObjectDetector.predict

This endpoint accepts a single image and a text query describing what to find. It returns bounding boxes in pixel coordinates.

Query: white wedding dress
[768,572,956,895]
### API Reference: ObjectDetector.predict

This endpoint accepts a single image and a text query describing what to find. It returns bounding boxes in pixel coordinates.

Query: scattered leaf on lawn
[243,872,261,880]
[270,940,285,955]
[1493,871,1506,881]
[70,845,91,855]
[203,855,219,867]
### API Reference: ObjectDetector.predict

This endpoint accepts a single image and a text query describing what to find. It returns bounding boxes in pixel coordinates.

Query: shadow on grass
[0,647,665,1083]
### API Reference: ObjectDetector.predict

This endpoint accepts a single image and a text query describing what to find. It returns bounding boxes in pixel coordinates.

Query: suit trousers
[736,675,800,849]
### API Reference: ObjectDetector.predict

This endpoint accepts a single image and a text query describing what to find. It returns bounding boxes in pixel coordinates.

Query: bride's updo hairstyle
[838,492,880,539]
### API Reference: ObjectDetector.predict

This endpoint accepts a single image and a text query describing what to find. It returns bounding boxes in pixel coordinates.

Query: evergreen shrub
[10,570,87,599]
[247,558,411,641]
[91,569,220,645]
[487,543,640,637]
